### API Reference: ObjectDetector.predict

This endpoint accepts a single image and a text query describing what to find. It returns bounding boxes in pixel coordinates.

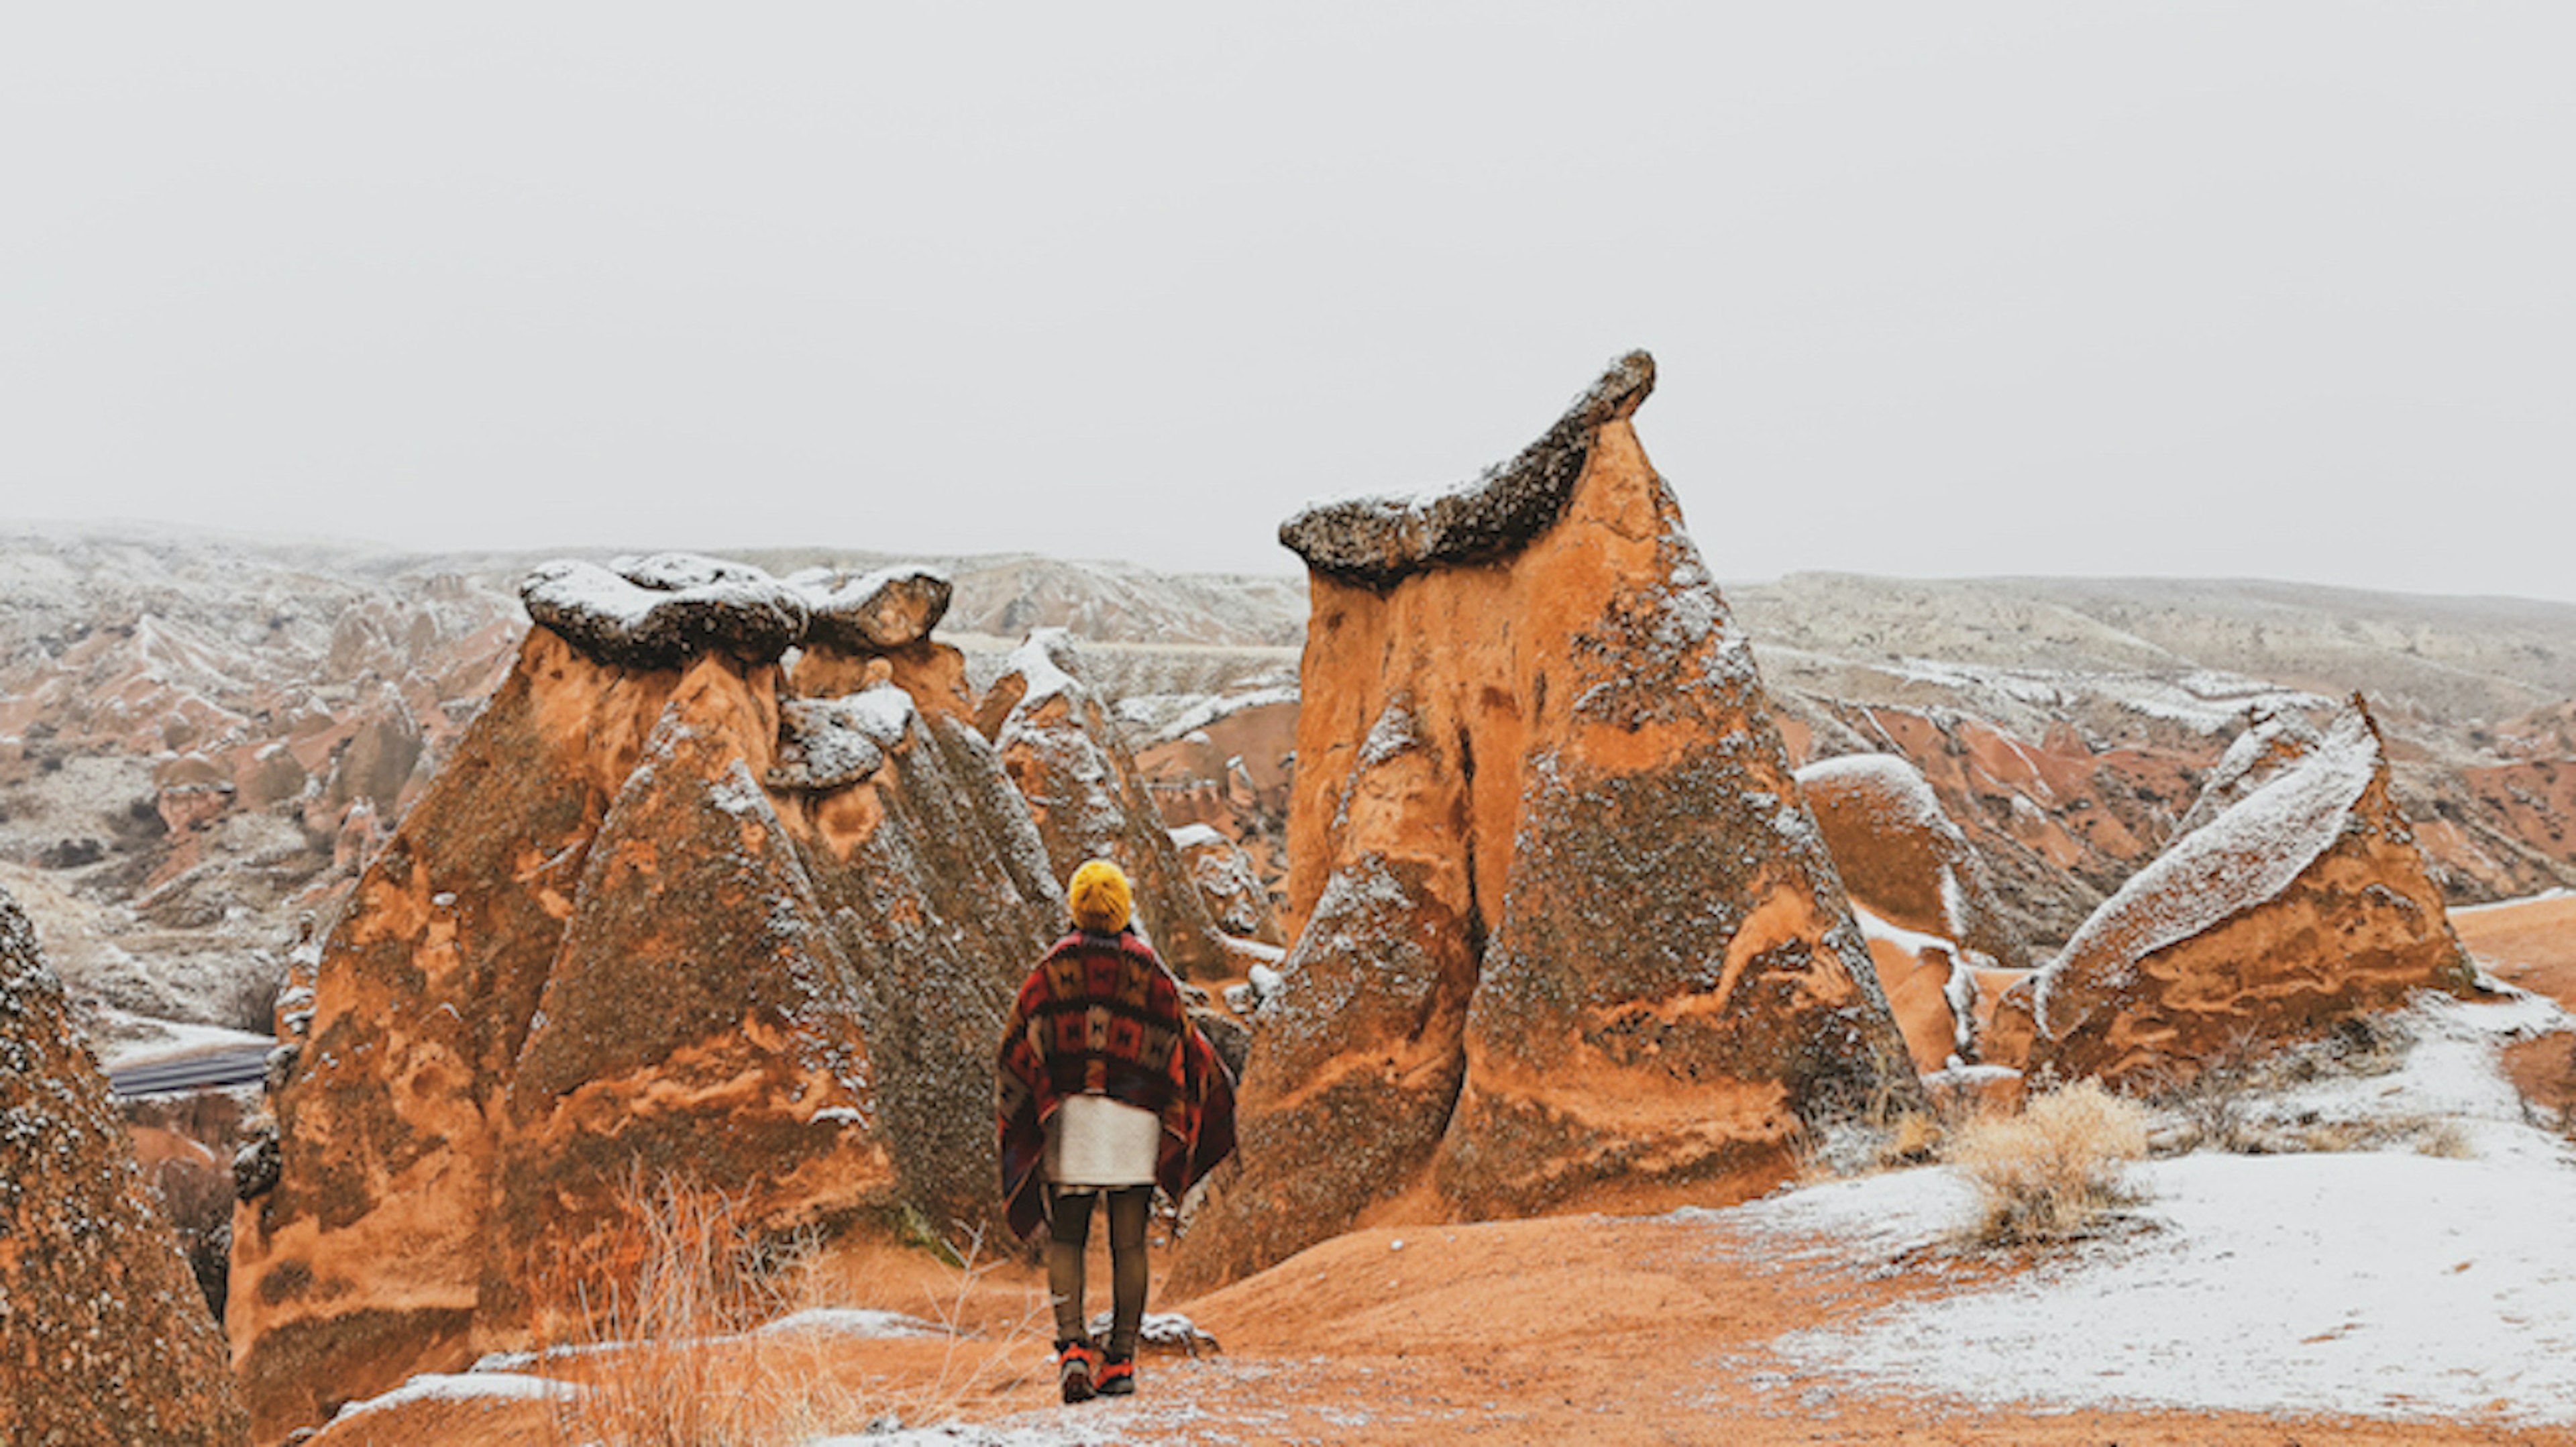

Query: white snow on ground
[1727,990,2576,1426]
[806,1410,1127,1446]
[332,1371,580,1419]
[755,1307,947,1340]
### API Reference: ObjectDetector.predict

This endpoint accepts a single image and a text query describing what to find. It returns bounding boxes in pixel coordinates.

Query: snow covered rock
[2171,702,2322,837]
[1796,752,2028,1071]
[1170,822,1285,945]
[1278,350,1656,587]
[1994,697,2477,1086]
[0,884,251,1446]
[518,552,809,669]
[1174,354,1917,1293]
[975,630,1226,977]
[229,567,1063,1440]
[800,565,953,651]
[788,564,975,720]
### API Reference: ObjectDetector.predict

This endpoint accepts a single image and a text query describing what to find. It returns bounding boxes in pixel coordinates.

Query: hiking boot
[1057,1340,1102,1403]
[1097,1352,1136,1397]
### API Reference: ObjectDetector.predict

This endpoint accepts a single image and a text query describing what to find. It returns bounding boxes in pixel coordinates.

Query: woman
[997,859,1237,1403]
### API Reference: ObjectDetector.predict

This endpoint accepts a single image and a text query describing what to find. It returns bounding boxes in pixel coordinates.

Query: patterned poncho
[997,928,1237,1240]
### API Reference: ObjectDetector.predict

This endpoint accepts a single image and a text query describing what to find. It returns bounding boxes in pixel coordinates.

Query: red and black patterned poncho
[996,928,1238,1240]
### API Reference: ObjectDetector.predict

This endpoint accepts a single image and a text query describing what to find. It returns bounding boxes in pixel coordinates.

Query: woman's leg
[1103,1185,1153,1360]
[1046,1187,1097,1344]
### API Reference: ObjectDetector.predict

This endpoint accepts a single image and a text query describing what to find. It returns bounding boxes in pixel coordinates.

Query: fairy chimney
[1173,354,1918,1291]
[229,555,1059,1440]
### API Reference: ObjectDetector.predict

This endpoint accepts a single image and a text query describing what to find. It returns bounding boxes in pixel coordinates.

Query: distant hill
[3,523,2571,1022]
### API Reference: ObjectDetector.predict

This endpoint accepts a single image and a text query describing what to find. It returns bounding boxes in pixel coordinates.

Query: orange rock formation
[1991,699,2476,1085]
[1173,354,1917,1291]
[229,555,1062,1439]
[1171,822,1286,946]
[1130,690,1298,916]
[975,630,1226,977]
[1796,753,2028,1071]
[1,886,251,1446]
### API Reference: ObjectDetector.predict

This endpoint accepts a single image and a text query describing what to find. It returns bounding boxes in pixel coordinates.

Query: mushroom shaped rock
[2010,697,2476,1087]
[977,629,1228,977]
[519,552,810,669]
[1797,752,2029,1070]
[1172,354,1919,1292]
[1,886,252,1447]
[229,563,1060,1441]
[788,566,974,720]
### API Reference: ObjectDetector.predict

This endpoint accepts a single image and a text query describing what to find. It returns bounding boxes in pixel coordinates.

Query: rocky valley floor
[300,897,2576,1447]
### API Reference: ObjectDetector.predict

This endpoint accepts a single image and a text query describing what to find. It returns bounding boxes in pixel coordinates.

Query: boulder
[1796,752,2028,1070]
[229,556,1061,1440]
[788,565,974,720]
[2000,698,2477,1086]
[0,886,251,1447]
[976,630,1228,978]
[1173,354,1918,1291]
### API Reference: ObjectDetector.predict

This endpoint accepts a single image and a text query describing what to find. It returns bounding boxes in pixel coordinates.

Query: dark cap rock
[800,566,955,652]
[1279,350,1656,586]
[521,553,811,669]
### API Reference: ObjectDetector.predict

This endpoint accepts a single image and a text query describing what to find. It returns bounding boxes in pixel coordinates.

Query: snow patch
[1726,992,2576,1426]
[333,1371,580,1420]
[755,1307,947,1340]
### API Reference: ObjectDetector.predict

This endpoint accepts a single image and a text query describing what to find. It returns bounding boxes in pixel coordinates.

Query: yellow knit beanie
[1067,859,1133,934]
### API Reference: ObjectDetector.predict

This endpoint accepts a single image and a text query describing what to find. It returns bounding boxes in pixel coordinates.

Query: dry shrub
[1951,1081,2149,1247]
[1881,1110,1947,1167]
[1794,1068,1952,1180]
[532,1174,1051,1446]
[2135,1028,2269,1154]
[2412,1119,2475,1159]
[539,1173,873,1447]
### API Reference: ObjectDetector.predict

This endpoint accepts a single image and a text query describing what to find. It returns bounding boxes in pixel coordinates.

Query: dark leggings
[1046,1185,1151,1356]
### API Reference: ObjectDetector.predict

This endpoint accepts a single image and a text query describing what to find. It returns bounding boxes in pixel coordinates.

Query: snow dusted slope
[1735,989,2576,1426]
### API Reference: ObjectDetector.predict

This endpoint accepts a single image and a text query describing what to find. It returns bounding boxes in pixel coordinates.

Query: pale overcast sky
[3,5,2571,600]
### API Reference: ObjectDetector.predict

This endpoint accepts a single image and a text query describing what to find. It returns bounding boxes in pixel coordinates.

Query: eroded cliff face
[229,557,1059,1440]
[1989,699,2477,1086]
[1,886,250,1447]
[1173,355,1918,1291]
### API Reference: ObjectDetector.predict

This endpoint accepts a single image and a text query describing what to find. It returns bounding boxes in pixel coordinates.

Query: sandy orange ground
[305,1206,2576,1447]
[2455,893,2576,1012]
[305,894,2576,1446]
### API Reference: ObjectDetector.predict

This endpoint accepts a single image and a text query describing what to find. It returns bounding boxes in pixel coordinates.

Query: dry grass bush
[1793,1070,1962,1180]
[1950,1081,2149,1247]
[2137,1014,2423,1157]
[533,1173,1049,1446]
[2135,1028,2271,1154]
